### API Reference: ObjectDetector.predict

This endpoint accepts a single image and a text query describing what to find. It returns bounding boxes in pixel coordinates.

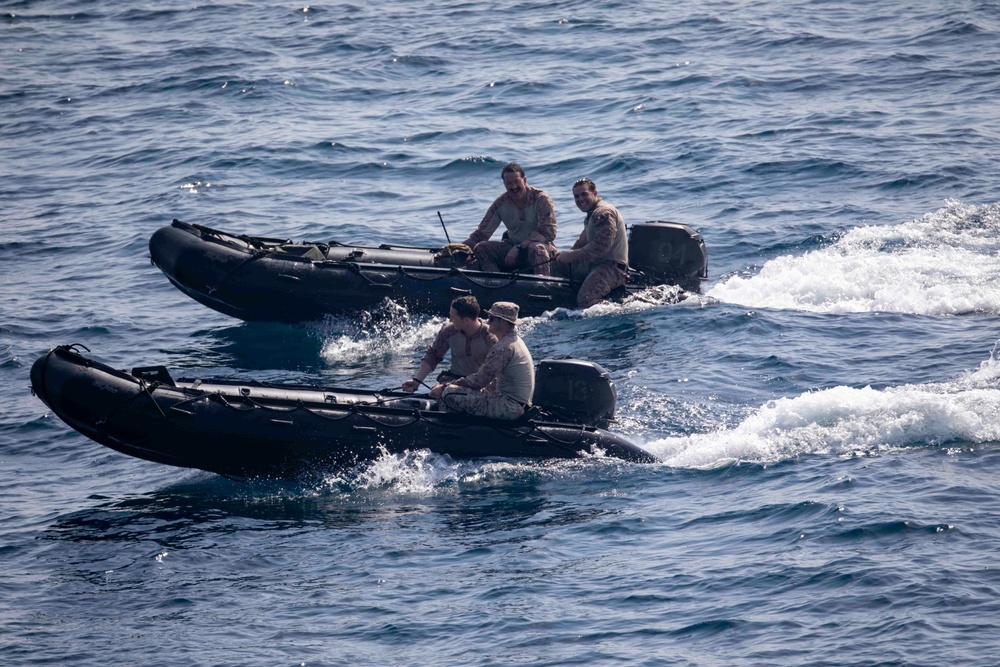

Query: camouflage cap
[485,301,520,324]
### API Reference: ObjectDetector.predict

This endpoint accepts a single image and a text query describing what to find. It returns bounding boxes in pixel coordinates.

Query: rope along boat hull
[30,346,658,479]
[149,219,708,322]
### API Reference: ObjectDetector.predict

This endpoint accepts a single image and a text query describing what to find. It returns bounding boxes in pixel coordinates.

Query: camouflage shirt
[562,199,628,266]
[421,322,497,377]
[464,185,557,248]
[454,331,535,405]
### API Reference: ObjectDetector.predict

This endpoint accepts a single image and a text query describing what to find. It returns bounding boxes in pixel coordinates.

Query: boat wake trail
[543,284,690,320]
[641,344,1000,469]
[709,200,1000,315]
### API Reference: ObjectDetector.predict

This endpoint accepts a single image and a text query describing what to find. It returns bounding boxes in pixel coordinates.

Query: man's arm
[558,210,616,262]
[453,341,510,391]
[463,196,505,248]
[522,193,557,245]
[403,324,453,391]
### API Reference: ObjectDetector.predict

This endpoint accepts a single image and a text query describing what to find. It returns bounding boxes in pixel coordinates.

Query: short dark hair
[573,178,596,193]
[450,295,480,319]
[502,162,525,179]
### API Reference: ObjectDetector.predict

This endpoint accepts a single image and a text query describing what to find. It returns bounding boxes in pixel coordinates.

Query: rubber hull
[30,347,658,478]
[149,219,707,322]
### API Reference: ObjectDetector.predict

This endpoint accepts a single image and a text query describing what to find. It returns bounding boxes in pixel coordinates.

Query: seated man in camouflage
[552,178,629,309]
[460,162,557,275]
[401,296,497,392]
[429,302,534,420]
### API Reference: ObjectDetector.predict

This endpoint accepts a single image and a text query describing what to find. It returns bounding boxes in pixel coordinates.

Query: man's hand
[402,379,420,393]
[429,383,445,399]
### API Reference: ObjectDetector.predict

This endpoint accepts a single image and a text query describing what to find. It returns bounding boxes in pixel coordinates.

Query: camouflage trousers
[472,240,554,276]
[440,385,526,420]
[553,259,628,308]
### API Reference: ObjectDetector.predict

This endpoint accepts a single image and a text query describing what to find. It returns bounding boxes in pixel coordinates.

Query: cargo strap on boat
[346,263,530,291]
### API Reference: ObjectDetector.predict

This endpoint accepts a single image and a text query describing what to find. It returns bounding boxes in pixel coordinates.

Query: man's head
[502,162,526,179]
[572,178,600,212]
[449,295,481,331]
[485,301,519,336]
[502,162,528,200]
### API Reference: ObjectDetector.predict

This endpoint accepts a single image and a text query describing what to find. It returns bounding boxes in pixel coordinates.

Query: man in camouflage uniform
[430,302,534,420]
[461,163,557,276]
[552,178,629,308]
[401,296,497,392]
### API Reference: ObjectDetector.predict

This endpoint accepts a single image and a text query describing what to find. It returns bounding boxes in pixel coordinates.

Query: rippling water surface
[3,1,1000,665]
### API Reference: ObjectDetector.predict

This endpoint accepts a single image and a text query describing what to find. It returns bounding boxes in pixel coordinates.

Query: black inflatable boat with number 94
[148,219,707,323]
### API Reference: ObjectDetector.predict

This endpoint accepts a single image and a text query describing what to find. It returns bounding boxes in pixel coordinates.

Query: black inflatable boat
[30,345,658,478]
[149,219,707,323]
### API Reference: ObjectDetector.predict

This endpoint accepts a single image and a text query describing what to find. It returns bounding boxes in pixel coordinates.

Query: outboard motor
[628,221,708,285]
[532,359,617,429]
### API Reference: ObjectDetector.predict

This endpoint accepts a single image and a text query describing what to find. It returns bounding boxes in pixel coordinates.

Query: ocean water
[3,1,1000,665]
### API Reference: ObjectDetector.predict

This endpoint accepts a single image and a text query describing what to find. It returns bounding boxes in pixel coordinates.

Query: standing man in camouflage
[429,302,534,420]
[461,162,557,276]
[553,178,629,309]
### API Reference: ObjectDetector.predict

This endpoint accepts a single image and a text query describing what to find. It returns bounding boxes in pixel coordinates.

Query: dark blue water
[4,1,1000,664]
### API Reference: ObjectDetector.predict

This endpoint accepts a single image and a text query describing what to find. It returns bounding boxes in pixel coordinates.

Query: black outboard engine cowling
[628,221,708,285]
[532,359,617,429]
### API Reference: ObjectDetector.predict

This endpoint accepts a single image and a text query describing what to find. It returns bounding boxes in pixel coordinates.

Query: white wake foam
[709,200,1000,315]
[321,448,556,496]
[320,317,442,366]
[543,284,690,320]
[643,346,1000,469]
